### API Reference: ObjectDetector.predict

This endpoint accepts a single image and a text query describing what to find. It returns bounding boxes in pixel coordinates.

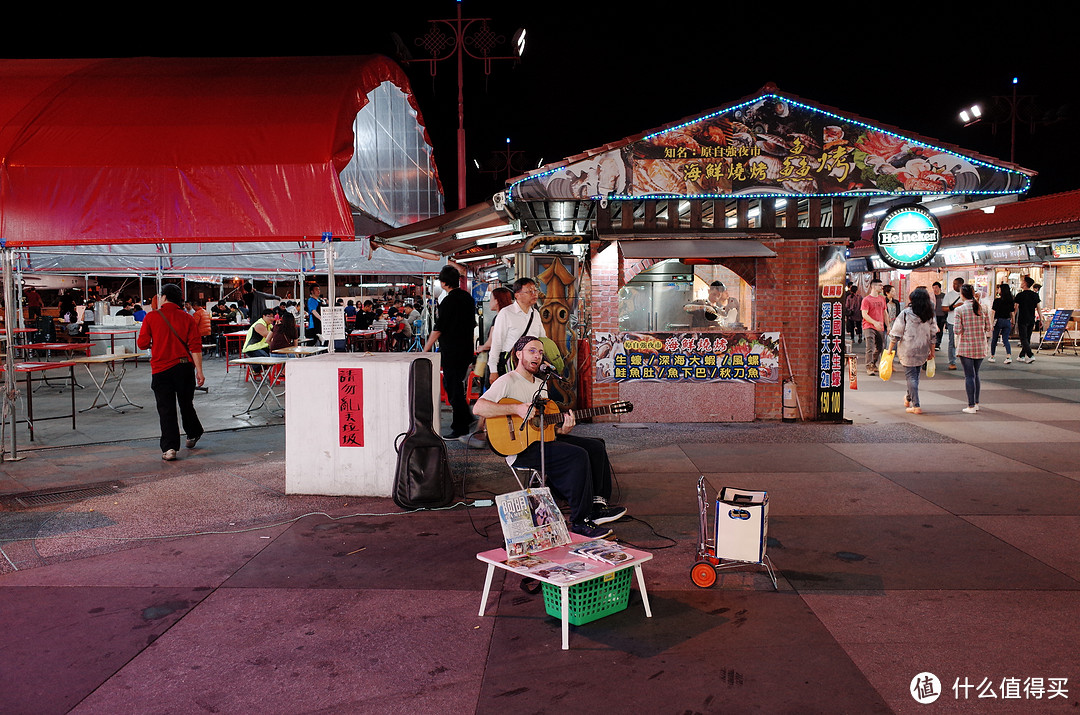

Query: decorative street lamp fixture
[406,2,525,210]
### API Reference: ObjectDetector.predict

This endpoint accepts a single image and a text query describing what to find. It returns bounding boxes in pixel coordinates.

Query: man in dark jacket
[423,265,476,440]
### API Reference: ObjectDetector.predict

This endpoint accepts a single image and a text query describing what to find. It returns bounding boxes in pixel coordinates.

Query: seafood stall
[385,84,1034,421]
[497,85,1033,422]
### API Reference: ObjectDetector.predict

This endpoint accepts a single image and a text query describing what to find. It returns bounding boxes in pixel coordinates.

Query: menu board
[594,331,779,384]
[338,368,364,447]
[1042,309,1073,345]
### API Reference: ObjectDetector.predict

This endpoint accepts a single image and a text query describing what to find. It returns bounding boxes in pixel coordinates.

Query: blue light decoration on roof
[508,93,1032,203]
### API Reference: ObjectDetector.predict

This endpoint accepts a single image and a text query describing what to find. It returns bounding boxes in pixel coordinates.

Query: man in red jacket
[137,283,205,461]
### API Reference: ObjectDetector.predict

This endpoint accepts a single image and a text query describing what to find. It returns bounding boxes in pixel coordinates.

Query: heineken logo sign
[874,204,941,269]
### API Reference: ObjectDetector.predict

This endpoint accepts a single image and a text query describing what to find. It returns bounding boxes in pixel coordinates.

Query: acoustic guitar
[486,398,634,456]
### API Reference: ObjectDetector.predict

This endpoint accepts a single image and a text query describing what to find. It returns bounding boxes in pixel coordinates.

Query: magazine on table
[504,554,552,570]
[496,487,571,557]
[532,561,595,583]
[570,540,633,565]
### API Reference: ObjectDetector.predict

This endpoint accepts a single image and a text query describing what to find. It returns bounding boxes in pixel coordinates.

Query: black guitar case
[393,358,454,509]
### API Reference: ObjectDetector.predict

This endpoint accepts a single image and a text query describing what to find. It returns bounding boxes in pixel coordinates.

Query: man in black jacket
[423,266,477,440]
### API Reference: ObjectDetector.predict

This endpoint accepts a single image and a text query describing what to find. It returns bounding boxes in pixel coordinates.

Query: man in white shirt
[941,277,964,370]
[488,277,547,378]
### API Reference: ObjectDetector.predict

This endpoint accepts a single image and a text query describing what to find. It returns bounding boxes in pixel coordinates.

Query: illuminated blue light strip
[508,93,1031,203]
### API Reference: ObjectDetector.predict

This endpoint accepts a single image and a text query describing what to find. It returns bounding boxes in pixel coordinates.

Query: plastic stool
[439,371,450,406]
[466,373,483,403]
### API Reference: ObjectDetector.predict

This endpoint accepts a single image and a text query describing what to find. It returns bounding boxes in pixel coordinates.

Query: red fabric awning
[0,55,425,247]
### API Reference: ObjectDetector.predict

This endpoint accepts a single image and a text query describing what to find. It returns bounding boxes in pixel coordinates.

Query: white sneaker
[987,356,995,362]
[962,407,978,414]
[1004,357,1012,364]
[162,449,178,461]
[1027,357,1035,363]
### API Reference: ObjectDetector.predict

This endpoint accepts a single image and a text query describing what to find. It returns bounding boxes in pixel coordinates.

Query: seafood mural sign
[509,92,1030,201]
[595,332,780,384]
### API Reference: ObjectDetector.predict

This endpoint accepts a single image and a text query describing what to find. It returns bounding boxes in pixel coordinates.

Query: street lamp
[407,2,526,210]
[958,77,1034,165]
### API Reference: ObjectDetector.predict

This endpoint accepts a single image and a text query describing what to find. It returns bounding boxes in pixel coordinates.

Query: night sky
[11,1,1076,208]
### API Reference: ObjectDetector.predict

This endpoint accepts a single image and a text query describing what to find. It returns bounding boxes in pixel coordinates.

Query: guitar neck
[549,404,617,425]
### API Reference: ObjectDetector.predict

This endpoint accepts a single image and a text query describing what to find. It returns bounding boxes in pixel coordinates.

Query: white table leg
[561,586,570,650]
[478,564,495,616]
[634,564,652,618]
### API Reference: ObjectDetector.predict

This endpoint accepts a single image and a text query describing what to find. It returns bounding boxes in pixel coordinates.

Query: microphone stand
[519,371,555,488]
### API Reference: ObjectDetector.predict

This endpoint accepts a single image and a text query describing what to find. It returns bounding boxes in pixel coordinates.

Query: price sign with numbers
[817,247,847,422]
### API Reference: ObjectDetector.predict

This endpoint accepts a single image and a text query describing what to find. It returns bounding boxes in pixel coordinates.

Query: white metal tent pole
[298,261,307,345]
[325,242,335,354]
[2,249,22,461]
[15,263,24,331]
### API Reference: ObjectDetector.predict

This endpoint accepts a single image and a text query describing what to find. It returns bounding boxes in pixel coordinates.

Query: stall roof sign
[508,84,1034,203]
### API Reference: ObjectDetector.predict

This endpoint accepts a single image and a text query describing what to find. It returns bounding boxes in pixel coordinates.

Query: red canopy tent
[0,55,430,247]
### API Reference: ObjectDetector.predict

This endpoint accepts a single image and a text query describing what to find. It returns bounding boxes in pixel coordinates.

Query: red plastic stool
[439,371,450,406]
[466,373,482,403]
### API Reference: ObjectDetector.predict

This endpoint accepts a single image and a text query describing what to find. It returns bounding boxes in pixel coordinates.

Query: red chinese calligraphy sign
[338,368,364,447]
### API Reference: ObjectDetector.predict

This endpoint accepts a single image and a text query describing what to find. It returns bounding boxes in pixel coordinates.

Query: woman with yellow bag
[886,287,938,415]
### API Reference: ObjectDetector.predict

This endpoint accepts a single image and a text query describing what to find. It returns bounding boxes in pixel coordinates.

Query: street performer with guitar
[472,335,628,539]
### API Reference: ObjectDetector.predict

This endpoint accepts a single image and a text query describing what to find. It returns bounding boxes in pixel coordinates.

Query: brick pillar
[586,242,620,411]
[753,239,821,420]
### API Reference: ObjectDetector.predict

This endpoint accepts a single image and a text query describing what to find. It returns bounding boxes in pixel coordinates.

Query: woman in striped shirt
[954,284,992,414]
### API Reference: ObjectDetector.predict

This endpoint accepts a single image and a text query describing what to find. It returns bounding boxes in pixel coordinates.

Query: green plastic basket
[541,568,632,625]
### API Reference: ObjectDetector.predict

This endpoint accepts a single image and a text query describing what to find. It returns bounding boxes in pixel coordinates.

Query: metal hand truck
[691,475,778,590]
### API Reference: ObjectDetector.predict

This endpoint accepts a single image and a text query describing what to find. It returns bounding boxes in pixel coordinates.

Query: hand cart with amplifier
[691,475,778,590]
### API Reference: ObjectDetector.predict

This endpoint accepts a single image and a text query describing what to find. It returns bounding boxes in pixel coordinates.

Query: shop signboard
[594,331,779,384]
[976,245,1030,264]
[1051,242,1080,260]
[818,246,847,421]
[509,91,1030,201]
[873,204,941,269]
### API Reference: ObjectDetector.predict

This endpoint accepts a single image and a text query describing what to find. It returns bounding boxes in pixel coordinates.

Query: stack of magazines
[569,540,632,565]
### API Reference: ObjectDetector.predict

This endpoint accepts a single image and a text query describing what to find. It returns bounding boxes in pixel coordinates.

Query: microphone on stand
[537,360,570,386]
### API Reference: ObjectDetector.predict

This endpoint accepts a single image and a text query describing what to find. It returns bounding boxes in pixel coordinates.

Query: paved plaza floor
[1,347,1079,713]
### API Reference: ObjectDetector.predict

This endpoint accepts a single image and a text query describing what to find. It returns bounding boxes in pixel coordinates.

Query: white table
[229,356,288,417]
[87,328,139,357]
[272,346,329,358]
[476,533,653,650]
[69,353,148,413]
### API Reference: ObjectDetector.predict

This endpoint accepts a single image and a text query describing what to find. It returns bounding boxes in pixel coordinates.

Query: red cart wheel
[691,561,717,588]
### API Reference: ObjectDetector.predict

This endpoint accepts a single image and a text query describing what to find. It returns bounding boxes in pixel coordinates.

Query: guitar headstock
[610,401,634,415]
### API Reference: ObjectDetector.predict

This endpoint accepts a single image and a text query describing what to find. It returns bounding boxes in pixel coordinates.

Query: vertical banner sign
[818,246,847,421]
[338,368,364,447]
